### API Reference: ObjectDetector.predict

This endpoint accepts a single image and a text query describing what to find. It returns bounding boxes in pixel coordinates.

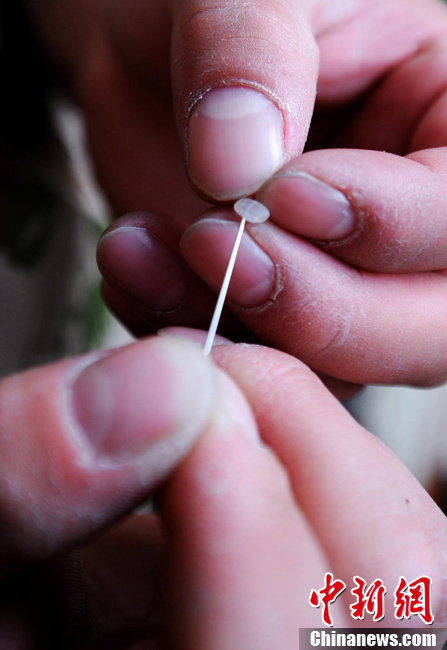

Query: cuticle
[268,169,350,200]
[185,80,287,125]
[99,225,175,255]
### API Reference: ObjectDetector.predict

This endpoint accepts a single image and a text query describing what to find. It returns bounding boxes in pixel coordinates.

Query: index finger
[215,344,447,626]
[258,147,447,273]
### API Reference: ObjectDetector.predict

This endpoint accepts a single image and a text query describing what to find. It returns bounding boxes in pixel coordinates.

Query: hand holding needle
[203,198,270,356]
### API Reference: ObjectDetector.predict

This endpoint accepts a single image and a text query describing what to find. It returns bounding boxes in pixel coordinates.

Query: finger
[257,147,447,273]
[169,0,319,201]
[161,327,363,402]
[160,367,342,649]
[312,0,446,105]
[100,278,264,345]
[214,344,447,626]
[180,209,447,385]
[97,213,259,343]
[334,28,447,155]
[0,337,219,573]
[297,0,446,153]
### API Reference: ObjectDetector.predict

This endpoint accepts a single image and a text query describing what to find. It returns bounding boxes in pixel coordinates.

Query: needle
[203,198,270,356]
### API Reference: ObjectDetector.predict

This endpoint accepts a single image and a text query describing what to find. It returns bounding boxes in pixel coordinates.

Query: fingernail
[181,218,276,307]
[258,171,357,240]
[97,227,188,312]
[70,339,215,462]
[188,86,284,201]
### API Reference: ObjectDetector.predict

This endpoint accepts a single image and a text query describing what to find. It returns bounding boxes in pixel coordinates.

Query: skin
[31,0,447,391]
[2,336,447,648]
[2,0,446,644]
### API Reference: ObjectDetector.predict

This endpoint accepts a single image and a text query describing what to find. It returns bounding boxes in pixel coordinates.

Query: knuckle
[173,0,318,111]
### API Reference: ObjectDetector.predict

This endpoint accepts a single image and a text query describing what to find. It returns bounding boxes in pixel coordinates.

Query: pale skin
[2,336,447,648]
[2,0,447,645]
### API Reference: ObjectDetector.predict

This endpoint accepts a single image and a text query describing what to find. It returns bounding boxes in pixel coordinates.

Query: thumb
[170,0,319,201]
[0,337,218,573]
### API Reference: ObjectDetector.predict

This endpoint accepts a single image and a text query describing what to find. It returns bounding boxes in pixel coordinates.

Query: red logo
[309,574,433,626]
[394,576,434,625]
[309,572,347,627]
[351,577,386,622]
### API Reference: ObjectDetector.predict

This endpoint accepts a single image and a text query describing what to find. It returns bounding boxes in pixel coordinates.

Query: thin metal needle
[203,217,247,356]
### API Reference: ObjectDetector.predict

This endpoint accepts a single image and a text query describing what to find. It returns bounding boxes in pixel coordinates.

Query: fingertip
[171,0,319,202]
[98,225,189,313]
[181,215,277,308]
[68,337,217,466]
[0,338,221,566]
[258,171,357,241]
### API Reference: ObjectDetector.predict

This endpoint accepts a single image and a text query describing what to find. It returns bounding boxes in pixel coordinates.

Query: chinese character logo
[394,576,434,625]
[309,574,434,626]
[351,576,386,622]
[309,572,346,626]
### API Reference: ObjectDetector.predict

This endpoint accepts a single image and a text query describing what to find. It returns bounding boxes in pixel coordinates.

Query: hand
[0,336,235,646]
[3,335,447,647]
[29,0,316,220]
[31,0,447,388]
